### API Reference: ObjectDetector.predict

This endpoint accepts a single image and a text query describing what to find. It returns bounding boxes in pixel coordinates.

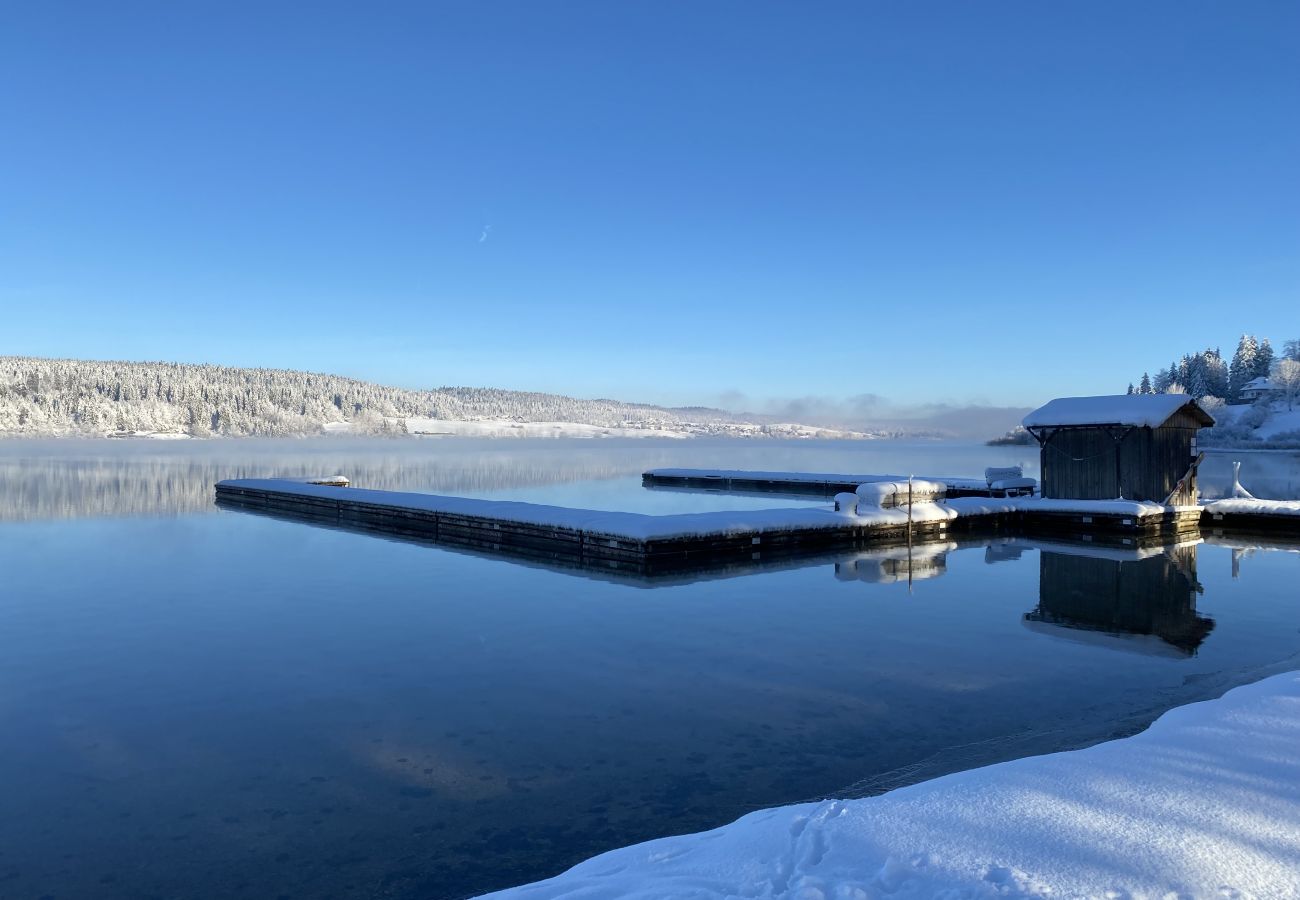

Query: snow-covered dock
[643,467,1023,498]
[1204,496,1300,534]
[214,478,1008,574]
[479,671,1300,899]
[212,473,1253,577]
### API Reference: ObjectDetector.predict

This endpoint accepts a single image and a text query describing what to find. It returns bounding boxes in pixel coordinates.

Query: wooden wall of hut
[1040,415,1200,503]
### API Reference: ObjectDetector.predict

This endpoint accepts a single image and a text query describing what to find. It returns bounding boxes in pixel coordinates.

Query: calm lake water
[1,439,1298,899]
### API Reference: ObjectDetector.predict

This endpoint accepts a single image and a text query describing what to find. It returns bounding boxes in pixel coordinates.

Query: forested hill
[0,356,772,438]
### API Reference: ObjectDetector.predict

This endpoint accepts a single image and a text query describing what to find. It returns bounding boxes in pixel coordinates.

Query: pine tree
[1202,349,1229,399]
[1126,383,1135,395]
[1255,339,1275,381]
[1139,372,1152,395]
[1229,334,1258,402]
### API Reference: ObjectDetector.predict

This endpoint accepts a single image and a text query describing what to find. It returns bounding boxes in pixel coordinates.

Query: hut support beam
[1102,425,1134,499]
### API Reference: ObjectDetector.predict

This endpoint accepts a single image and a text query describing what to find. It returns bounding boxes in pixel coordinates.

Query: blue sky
[2,1,1296,413]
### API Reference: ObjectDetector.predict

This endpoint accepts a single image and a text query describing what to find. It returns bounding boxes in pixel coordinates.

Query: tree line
[1128,335,1300,405]
[0,357,747,437]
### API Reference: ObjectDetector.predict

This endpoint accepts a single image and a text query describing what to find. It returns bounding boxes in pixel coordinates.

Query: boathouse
[1022,395,1214,504]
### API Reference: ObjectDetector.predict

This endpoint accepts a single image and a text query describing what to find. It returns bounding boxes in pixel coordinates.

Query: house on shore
[1238,376,1277,403]
[1022,395,1215,504]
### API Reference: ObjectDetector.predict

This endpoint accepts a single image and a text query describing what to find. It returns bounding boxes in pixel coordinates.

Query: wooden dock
[1201,508,1300,537]
[208,473,1284,579]
[641,468,1009,498]
[216,498,995,586]
[215,479,995,576]
[1022,504,1205,541]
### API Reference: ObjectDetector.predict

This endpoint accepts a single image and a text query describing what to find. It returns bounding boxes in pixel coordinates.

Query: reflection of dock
[834,543,955,584]
[1024,541,1214,657]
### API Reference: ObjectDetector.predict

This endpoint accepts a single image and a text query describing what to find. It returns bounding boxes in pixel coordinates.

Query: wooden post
[1162,452,1205,506]
[907,475,914,593]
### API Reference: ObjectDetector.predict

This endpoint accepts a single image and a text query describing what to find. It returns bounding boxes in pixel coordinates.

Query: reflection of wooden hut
[1024,543,1214,656]
[1022,395,1214,504]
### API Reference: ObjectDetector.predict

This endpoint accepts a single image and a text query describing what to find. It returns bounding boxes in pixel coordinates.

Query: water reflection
[1203,533,1300,579]
[0,440,633,520]
[834,543,954,584]
[1025,541,1214,656]
[2,438,1043,521]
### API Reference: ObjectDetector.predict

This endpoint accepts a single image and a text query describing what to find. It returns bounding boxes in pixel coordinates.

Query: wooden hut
[1022,395,1214,504]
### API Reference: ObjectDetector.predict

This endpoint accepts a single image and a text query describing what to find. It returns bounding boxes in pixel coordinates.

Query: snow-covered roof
[1241,376,1274,390]
[1022,395,1214,429]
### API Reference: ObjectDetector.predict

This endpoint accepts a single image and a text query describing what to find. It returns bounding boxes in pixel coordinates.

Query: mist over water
[0,437,1047,521]
[2,438,1295,523]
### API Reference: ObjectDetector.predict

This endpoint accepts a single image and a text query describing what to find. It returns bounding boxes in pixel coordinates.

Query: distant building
[1238,376,1277,403]
[1022,395,1215,504]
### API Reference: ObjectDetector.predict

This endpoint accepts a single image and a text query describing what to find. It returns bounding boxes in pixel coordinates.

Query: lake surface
[2,439,1299,899]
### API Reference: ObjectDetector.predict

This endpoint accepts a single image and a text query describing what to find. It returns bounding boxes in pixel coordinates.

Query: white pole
[907,475,914,594]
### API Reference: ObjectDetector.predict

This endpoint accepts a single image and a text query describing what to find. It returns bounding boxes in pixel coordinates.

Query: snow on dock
[643,467,997,496]
[1205,497,1300,517]
[480,671,1300,899]
[215,478,1015,573]
[216,468,1293,576]
[1203,496,1300,534]
[216,478,991,541]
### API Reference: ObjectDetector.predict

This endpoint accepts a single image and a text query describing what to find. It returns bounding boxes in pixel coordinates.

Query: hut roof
[1022,395,1215,429]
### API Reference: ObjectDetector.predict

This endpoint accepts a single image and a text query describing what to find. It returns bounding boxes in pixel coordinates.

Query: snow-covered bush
[1239,401,1273,430]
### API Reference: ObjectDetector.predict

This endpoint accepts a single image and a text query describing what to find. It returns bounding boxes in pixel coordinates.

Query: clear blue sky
[2,1,1296,411]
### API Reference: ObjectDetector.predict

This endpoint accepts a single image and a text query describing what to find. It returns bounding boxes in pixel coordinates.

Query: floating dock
[1201,498,1300,536]
[207,469,1285,577]
[642,468,1019,498]
[215,478,1002,575]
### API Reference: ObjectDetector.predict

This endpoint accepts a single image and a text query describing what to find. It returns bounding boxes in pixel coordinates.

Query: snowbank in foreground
[482,673,1300,899]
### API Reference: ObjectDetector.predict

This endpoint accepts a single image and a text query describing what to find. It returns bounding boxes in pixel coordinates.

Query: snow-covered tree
[1229,334,1259,402]
[1139,373,1152,394]
[0,356,758,438]
[1274,359,1300,411]
[1255,339,1276,380]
